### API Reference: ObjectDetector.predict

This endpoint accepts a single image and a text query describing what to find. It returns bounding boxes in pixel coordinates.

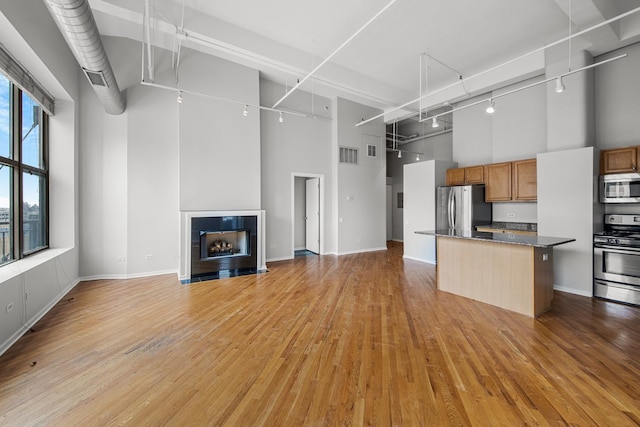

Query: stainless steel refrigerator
[436,185,492,230]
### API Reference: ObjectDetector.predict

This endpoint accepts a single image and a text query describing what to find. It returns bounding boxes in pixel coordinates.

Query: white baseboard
[553,285,593,298]
[0,278,81,357]
[80,269,178,282]
[267,255,293,263]
[337,246,387,256]
[402,255,436,265]
[392,239,404,242]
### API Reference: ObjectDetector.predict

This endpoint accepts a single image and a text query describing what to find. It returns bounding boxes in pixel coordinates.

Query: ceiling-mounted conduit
[271,0,397,109]
[44,0,126,115]
[357,5,640,127]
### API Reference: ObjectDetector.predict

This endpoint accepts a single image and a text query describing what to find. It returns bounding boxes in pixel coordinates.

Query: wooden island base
[436,236,554,317]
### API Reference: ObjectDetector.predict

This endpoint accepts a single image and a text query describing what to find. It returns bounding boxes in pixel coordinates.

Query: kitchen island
[416,229,575,317]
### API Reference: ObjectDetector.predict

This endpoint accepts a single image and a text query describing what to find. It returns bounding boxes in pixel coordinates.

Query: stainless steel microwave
[600,173,640,203]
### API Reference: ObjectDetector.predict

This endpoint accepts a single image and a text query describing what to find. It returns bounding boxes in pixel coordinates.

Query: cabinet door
[446,168,465,186]
[600,147,637,174]
[465,165,484,184]
[513,159,537,201]
[485,162,512,202]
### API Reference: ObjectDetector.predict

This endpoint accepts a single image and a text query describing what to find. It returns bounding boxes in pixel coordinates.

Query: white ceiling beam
[88,0,410,110]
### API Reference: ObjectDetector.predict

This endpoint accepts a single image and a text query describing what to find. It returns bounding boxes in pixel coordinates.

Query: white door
[305,178,320,254]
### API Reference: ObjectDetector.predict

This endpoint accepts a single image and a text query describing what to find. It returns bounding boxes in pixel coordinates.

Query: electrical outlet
[116,256,126,262]
[6,302,14,313]
[145,254,154,260]
[270,243,277,249]
[507,213,515,218]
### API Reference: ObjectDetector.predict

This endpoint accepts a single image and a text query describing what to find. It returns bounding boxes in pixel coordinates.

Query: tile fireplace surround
[179,210,266,282]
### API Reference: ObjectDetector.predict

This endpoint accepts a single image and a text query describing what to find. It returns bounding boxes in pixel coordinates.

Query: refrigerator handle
[449,190,455,228]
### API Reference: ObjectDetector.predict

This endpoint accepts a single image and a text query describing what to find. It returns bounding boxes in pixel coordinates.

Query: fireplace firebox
[191,216,257,280]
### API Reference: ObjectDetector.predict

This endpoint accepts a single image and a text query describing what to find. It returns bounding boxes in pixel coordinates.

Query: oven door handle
[594,244,640,255]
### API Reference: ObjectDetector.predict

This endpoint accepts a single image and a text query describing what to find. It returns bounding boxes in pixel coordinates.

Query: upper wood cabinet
[485,162,512,202]
[465,165,485,184]
[445,168,465,186]
[600,146,638,174]
[513,159,537,201]
[445,165,485,186]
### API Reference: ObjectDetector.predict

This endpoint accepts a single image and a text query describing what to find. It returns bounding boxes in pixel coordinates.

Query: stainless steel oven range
[594,214,640,306]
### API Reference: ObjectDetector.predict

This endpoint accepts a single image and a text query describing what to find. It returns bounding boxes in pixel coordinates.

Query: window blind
[0,43,55,115]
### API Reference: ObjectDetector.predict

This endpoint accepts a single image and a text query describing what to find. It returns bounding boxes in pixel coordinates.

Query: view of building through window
[0,72,48,264]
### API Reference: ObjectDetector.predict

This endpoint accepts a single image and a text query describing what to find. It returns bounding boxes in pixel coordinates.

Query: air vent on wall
[339,147,358,165]
[83,68,109,87]
[367,144,376,157]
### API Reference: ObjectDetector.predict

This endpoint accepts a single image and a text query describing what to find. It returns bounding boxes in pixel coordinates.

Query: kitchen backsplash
[492,202,538,223]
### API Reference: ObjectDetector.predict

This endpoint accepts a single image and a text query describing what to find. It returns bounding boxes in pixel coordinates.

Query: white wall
[178,49,261,211]
[595,42,640,149]
[260,79,333,260]
[537,147,596,296]
[0,0,80,355]
[403,160,455,263]
[80,37,260,278]
[546,50,595,152]
[335,98,386,255]
[453,96,493,166]
[387,129,453,241]
[492,76,547,161]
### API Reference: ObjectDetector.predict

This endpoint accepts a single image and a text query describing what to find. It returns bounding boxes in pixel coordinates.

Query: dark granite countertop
[415,229,575,248]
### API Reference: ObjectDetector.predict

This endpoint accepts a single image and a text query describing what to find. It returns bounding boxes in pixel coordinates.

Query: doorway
[292,174,324,258]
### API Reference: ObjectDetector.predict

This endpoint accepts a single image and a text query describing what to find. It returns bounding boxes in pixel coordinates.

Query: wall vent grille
[367,144,376,157]
[339,147,358,165]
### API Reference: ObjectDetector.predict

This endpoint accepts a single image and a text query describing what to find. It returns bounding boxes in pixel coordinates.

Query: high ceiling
[90,0,640,119]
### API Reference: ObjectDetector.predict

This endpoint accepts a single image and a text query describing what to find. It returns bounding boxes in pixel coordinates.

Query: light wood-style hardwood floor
[1,242,639,426]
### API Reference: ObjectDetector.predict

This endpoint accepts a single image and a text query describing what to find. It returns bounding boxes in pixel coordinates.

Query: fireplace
[200,230,249,259]
[180,210,266,282]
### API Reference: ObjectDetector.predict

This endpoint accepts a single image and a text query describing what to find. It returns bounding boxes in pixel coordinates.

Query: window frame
[0,75,49,265]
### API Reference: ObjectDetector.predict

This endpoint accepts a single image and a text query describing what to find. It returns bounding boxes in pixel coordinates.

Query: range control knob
[610,238,619,245]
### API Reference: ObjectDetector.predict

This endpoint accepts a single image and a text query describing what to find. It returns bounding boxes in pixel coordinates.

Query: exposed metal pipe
[44,0,126,115]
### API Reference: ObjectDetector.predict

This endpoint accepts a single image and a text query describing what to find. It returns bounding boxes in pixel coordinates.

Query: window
[0,72,48,265]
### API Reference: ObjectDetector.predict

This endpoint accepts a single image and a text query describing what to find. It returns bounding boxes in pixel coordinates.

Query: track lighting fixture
[279,112,284,123]
[243,105,248,116]
[416,154,420,161]
[555,76,566,93]
[486,99,495,114]
[177,91,183,104]
[431,117,439,128]
[397,151,402,159]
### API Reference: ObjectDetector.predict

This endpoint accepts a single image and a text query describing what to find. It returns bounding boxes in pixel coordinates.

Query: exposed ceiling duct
[43,0,126,115]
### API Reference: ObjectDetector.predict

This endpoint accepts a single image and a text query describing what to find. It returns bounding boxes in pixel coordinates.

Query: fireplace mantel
[179,210,266,281]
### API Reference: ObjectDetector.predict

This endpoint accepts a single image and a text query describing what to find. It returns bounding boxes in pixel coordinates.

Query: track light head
[243,105,248,117]
[279,111,284,123]
[416,154,420,161]
[397,151,402,159]
[431,117,439,128]
[555,76,566,93]
[177,91,183,104]
[486,99,495,114]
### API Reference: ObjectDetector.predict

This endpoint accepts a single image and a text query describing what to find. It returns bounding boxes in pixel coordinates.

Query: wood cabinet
[447,158,537,202]
[600,146,638,174]
[445,165,484,186]
[445,168,465,185]
[485,162,512,202]
[513,159,537,201]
